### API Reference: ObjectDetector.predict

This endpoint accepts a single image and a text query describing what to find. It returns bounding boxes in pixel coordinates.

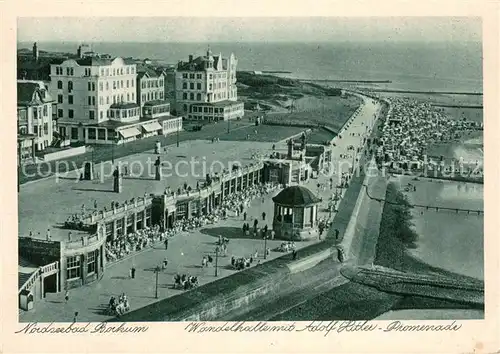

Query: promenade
[19,93,382,322]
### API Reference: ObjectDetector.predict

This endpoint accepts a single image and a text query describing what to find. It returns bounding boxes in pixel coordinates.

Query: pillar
[133,212,138,232]
[113,168,122,193]
[39,271,44,299]
[112,220,117,240]
[205,197,210,214]
[186,202,191,219]
[31,138,36,160]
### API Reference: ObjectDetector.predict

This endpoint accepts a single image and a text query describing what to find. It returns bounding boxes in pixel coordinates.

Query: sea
[18,41,483,93]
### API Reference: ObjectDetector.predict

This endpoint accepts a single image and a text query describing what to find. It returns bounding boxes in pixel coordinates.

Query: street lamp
[214,246,220,277]
[176,120,180,147]
[154,265,161,299]
[263,235,268,260]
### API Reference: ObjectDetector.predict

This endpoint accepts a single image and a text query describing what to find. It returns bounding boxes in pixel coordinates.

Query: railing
[19,261,59,295]
[69,161,265,227]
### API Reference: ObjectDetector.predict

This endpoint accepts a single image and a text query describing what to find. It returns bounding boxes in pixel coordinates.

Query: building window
[183,82,187,89]
[209,84,212,90]
[107,129,114,140]
[120,80,123,88]
[106,82,109,90]
[113,81,116,89]
[131,67,135,74]
[110,110,115,118]
[100,111,103,119]
[131,80,134,87]
[71,127,78,140]
[160,92,163,99]
[182,73,188,79]
[126,67,130,75]
[43,105,48,116]
[98,128,106,140]
[66,68,71,76]
[57,95,63,104]
[88,97,92,105]
[106,96,109,104]
[66,255,81,280]
[99,97,103,105]
[126,80,129,88]
[68,95,73,104]
[132,93,134,101]
[196,93,201,101]
[209,74,212,80]
[92,96,96,105]
[190,82,194,90]
[43,122,48,135]
[197,83,201,90]
[99,82,103,91]
[190,93,194,100]
[183,93,187,100]
[154,92,158,100]
[57,80,62,89]
[127,93,130,101]
[189,74,195,79]
[106,68,110,76]
[88,128,96,139]
[68,109,74,118]
[33,125,38,135]
[87,250,97,274]
[92,82,95,91]
[89,110,95,120]
[101,68,104,76]
[58,109,63,118]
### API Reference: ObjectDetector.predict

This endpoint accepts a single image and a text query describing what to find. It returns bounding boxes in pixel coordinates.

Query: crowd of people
[375,97,482,171]
[103,182,280,263]
[107,293,130,316]
[105,224,166,262]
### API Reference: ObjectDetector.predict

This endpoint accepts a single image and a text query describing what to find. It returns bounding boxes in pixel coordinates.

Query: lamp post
[227,119,230,134]
[215,246,219,277]
[263,235,268,260]
[154,265,160,299]
[176,120,180,147]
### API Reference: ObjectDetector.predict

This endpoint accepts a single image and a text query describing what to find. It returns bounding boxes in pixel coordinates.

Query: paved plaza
[18,139,274,241]
[19,93,381,322]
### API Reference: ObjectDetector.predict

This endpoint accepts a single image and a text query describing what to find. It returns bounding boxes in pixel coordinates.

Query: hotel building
[174,48,244,121]
[49,56,181,145]
[17,80,55,164]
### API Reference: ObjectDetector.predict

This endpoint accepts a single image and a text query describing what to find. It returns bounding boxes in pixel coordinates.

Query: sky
[17,17,481,43]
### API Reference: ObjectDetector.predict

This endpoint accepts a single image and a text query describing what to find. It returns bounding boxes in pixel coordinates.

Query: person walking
[131,266,136,279]
[164,238,169,250]
[270,230,275,240]
[262,212,266,221]
[243,211,247,221]
[65,291,69,303]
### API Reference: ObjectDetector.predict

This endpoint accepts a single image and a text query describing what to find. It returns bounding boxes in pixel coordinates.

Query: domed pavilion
[272,185,321,240]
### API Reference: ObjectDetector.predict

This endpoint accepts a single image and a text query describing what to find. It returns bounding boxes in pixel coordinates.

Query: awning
[141,121,162,133]
[118,127,141,139]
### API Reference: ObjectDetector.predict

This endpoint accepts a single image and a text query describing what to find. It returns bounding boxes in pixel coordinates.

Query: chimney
[33,42,39,61]
[188,54,193,62]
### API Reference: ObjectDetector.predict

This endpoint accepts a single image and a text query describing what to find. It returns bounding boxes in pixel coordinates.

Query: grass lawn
[265,95,361,133]
[220,124,307,142]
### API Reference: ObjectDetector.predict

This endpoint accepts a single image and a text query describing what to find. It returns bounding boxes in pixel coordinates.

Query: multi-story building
[136,65,166,107]
[17,80,55,161]
[50,55,181,145]
[174,48,244,121]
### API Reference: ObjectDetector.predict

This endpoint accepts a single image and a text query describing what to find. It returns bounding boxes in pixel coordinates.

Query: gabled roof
[17,82,54,106]
[137,65,164,79]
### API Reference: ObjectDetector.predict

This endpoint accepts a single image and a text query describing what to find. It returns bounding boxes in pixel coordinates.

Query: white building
[49,56,181,145]
[17,80,55,155]
[175,48,244,121]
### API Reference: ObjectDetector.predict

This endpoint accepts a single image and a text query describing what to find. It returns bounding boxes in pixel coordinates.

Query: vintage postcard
[1,0,499,353]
